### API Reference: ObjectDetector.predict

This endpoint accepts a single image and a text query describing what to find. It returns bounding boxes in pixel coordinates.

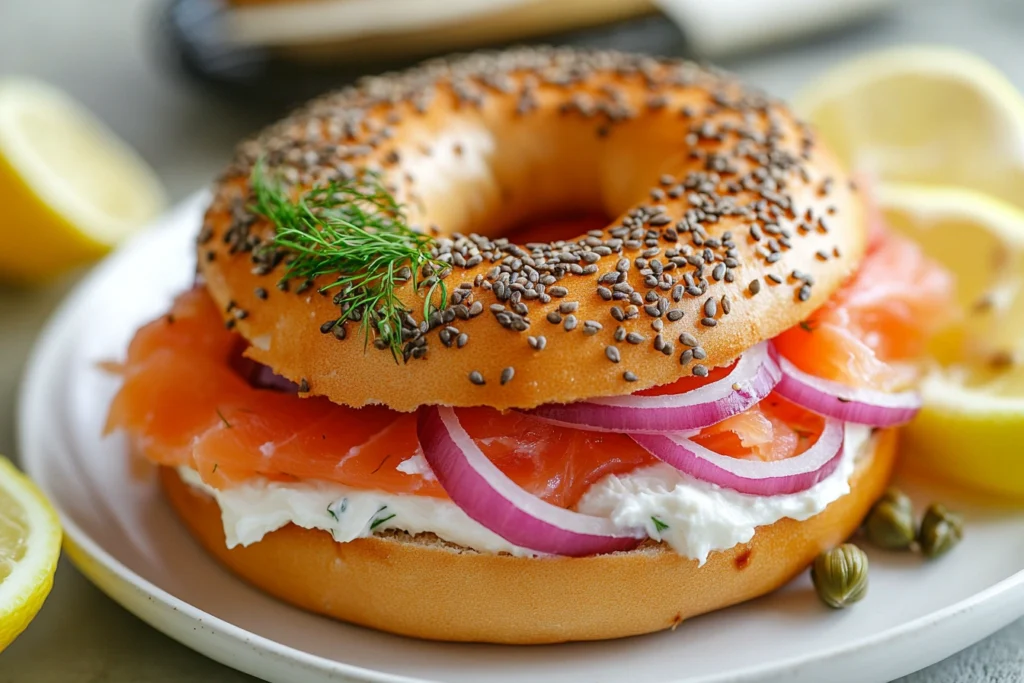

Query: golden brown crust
[198,48,866,411]
[161,428,895,644]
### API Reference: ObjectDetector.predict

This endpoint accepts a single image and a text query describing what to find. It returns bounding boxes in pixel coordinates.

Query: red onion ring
[526,342,781,434]
[248,364,300,393]
[774,351,921,427]
[631,418,846,495]
[417,406,644,556]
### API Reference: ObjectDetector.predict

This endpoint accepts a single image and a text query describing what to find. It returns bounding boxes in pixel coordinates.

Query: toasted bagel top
[198,47,865,411]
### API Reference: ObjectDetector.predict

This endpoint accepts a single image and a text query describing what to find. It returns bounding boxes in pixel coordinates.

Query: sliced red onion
[231,355,299,393]
[417,406,643,557]
[249,364,300,393]
[527,342,781,434]
[774,351,921,427]
[631,418,845,496]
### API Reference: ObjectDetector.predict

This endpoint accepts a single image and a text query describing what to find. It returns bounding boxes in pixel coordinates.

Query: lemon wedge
[877,183,1024,497]
[795,46,1024,211]
[0,457,61,652]
[0,78,166,282]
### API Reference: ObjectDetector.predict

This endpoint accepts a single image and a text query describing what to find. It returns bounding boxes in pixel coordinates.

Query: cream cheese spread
[179,424,872,562]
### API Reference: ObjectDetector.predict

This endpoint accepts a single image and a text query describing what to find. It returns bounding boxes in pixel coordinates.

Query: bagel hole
[498,209,612,245]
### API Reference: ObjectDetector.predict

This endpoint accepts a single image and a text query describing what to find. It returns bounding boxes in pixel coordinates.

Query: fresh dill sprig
[249,161,448,360]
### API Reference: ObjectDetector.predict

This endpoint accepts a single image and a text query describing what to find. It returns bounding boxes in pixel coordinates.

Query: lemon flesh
[796,46,1024,211]
[877,184,1024,497]
[0,457,61,652]
[0,79,165,282]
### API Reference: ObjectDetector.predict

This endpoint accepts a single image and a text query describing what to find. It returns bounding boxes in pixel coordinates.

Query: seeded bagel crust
[161,429,893,644]
[198,47,866,411]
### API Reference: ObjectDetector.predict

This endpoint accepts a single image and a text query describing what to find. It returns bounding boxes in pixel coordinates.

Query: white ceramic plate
[18,194,1024,683]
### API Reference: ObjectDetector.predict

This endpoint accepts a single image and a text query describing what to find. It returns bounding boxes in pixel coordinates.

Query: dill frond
[249,161,448,360]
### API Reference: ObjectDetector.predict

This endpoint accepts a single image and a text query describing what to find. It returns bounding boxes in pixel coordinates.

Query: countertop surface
[0,0,1022,681]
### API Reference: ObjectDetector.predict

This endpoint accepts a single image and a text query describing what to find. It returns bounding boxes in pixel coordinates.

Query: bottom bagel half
[160,428,896,645]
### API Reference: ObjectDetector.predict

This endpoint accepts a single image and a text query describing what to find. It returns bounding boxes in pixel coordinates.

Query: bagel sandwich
[106,47,952,643]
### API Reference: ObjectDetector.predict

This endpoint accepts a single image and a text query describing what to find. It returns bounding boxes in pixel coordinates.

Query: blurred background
[2,0,1024,680]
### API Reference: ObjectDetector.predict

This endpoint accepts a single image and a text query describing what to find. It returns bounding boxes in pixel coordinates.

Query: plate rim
[17,191,1024,683]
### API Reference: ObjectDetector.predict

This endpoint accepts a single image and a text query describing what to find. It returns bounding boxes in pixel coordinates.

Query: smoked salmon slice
[773,231,953,390]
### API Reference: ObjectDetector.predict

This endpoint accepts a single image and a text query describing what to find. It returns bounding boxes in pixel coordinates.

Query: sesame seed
[748,279,761,295]
[605,346,621,363]
[798,284,812,302]
[693,364,709,377]
[680,349,693,365]
[564,315,578,331]
[469,371,485,385]
[666,309,684,322]
[500,367,515,385]
[546,311,562,324]
[623,371,639,382]
[701,317,717,327]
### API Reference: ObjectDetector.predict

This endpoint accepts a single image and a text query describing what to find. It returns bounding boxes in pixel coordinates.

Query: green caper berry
[811,543,869,609]
[864,499,916,550]
[877,487,913,514]
[918,503,964,559]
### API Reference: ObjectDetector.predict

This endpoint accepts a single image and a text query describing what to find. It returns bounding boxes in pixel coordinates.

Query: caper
[811,543,869,609]
[864,499,916,550]
[878,487,913,514]
[918,503,964,559]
